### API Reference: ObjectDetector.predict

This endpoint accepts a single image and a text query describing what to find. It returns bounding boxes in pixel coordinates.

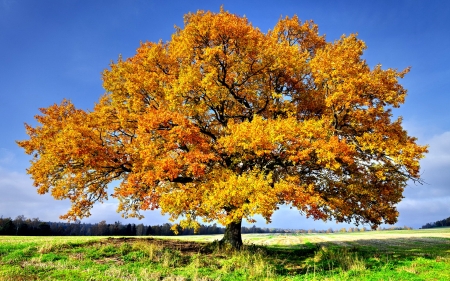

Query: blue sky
[1,0,449,230]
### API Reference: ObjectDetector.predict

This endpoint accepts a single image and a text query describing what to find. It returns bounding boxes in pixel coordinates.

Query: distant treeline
[0,215,413,236]
[0,215,291,236]
[421,216,450,229]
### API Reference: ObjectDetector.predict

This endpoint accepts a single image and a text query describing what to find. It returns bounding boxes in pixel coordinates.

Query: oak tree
[18,8,427,249]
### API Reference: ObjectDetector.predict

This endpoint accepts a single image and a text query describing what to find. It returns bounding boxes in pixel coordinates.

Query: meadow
[1,228,450,280]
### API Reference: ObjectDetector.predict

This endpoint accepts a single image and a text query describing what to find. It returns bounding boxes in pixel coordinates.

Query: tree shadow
[257,236,450,276]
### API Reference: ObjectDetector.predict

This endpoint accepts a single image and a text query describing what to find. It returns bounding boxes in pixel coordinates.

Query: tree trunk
[220,219,243,250]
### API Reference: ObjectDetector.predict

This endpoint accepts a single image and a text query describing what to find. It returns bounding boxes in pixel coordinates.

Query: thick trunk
[220,219,243,249]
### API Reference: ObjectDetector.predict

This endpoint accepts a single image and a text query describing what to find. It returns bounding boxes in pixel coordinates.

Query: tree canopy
[18,8,427,248]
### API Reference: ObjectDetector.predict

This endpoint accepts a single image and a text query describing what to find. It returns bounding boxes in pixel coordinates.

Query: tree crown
[18,8,427,232]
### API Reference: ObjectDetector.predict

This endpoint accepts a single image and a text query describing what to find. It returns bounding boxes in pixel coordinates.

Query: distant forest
[421,216,450,229]
[0,215,294,236]
[0,215,413,236]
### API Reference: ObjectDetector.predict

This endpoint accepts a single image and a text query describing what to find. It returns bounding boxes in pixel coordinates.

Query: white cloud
[421,131,450,168]
[0,167,70,221]
[403,131,450,199]
[0,166,171,225]
[397,197,450,228]
[396,130,450,227]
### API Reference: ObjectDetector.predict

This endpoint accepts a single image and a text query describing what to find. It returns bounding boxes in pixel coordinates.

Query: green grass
[1,229,450,280]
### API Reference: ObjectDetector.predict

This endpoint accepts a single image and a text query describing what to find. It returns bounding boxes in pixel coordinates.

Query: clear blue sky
[1,0,449,230]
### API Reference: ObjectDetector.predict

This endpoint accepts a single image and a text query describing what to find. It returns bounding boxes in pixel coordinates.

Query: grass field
[1,228,450,280]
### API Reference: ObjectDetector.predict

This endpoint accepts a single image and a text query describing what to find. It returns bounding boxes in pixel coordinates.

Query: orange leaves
[310,34,410,114]
[18,8,427,230]
[172,9,259,60]
[16,100,117,221]
[271,15,325,53]
[218,115,355,169]
[135,108,216,178]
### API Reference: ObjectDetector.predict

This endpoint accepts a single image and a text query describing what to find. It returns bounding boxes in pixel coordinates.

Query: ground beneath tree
[103,237,211,254]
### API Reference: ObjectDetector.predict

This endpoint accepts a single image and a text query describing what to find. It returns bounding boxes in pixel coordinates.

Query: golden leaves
[17,8,427,229]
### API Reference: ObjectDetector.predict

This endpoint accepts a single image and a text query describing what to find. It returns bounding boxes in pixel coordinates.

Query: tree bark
[220,219,243,250]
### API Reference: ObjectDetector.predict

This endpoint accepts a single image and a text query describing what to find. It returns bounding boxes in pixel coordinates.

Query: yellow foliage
[17,8,427,231]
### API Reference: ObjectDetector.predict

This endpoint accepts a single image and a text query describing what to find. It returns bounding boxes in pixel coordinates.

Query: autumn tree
[17,8,427,249]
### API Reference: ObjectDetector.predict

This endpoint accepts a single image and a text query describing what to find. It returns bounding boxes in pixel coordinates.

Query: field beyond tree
[1,228,449,280]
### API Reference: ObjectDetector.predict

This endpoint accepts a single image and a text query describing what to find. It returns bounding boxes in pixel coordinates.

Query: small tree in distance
[17,7,427,249]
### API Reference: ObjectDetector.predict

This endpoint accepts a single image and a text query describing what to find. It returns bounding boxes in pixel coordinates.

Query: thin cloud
[397,197,450,227]
[0,166,171,225]
[0,167,69,221]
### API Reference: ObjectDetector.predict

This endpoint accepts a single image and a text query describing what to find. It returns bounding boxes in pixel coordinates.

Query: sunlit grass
[1,229,450,280]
